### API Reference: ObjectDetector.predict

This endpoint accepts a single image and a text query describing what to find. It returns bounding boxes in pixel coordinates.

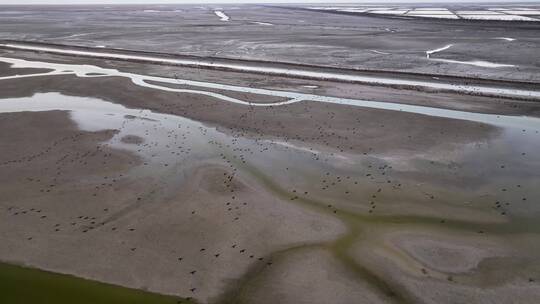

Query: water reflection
[1,92,539,223]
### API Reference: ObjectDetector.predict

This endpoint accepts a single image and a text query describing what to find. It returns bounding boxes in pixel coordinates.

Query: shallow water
[494,37,516,42]
[251,21,273,26]
[425,44,516,68]
[409,14,459,19]
[1,44,538,99]
[306,6,540,22]
[0,262,190,304]
[1,92,539,222]
[2,56,540,126]
[0,93,221,175]
[433,58,516,68]
[458,14,538,21]
[214,11,230,21]
[426,44,453,58]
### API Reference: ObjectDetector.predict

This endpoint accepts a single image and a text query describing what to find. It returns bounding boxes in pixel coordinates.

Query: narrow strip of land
[1,42,540,101]
[2,56,540,133]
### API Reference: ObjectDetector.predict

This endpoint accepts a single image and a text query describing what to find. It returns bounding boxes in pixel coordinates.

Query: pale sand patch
[390,232,507,273]
[458,14,538,21]
[238,248,391,304]
[369,10,409,15]
[348,227,540,304]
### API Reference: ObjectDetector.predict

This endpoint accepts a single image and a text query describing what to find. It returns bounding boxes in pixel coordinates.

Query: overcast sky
[1,0,537,4]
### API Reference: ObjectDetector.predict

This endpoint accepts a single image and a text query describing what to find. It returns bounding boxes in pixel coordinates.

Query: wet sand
[1,51,540,304]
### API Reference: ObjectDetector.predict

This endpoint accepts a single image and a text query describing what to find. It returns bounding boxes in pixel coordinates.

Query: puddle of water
[426,44,516,68]
[252,22,273,26]
[369,10,408,15]
[494,37,516,42]
[432,58,516,68]
[426,44,453,59]
[409,14,459,19]
[499,10,540,15]
[1,44,539,100]
[214,10,230,21]
[370,50,391,55]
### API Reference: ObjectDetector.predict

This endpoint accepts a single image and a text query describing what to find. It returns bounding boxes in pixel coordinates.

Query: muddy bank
[0,4,539,83]
[2,42,539,101]
[0,72,499,157]
[3,50,540,117]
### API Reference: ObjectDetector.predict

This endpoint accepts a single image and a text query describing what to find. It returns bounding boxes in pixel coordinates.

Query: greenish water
[0,262,194,304]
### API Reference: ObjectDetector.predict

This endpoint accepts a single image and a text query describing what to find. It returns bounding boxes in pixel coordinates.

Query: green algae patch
[0,262,194,304]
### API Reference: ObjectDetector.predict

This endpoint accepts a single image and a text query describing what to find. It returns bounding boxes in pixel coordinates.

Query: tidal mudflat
[2,4,540,82]
[1,4,540,304]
